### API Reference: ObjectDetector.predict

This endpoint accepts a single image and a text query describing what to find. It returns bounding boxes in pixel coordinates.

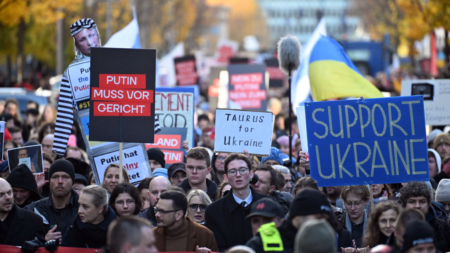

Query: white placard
[18,157,31,170]
[67,61,91,102]
[296,105,308,153]
[93,145,151,185]
[401,79,450,125]
[214,109,273,156]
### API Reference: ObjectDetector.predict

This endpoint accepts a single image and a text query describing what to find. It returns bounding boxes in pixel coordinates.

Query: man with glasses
[25,160,79,243]
[339,185,370,248]
[179,147,218,201]
[205,153,268,251]
[153,190,218,252]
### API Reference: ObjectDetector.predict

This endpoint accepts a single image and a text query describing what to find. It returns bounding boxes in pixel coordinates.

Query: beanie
[147,148,165,168]
[0,160,9,173]
[294,219,336,253]
[74,173,88,186]
[6,164,40,202]
[433,133,450,150]
[289,188,332,220]
[261,147,284,165]
[49,159,75,185]
[428,129,442,143]
[436,179,450,202]
[276,135,289,147]
[402,220,435,252]
[70,18,97,36]
[152,168,168,178]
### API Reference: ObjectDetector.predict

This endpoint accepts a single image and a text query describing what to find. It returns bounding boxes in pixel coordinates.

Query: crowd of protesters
[1,96,450,253]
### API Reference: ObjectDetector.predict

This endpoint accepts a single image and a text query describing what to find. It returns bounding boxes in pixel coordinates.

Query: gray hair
[272,165,289,174]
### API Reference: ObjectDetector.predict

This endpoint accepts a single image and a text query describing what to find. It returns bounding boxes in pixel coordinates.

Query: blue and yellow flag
[309,36,383,101]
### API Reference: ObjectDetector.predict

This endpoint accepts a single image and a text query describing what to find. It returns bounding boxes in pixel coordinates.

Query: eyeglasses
[227,167,249,176]
[345,201,363,208]
[154,207,179,214]
[217,156,227,161]
[115,199,135,206]
[186,166,206,172]
[189,204,207,212]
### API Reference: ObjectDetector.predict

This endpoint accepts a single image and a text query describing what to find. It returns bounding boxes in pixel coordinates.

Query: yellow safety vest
[258,222,284,251]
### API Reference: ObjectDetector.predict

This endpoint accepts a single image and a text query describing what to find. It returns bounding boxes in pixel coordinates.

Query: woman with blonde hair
[62,185,116,248]
[186,189,212,224]
[101,163,130,194]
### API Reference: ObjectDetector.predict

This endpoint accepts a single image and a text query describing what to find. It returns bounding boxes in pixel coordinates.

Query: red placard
[99,74,146,89]
[93,102,151,116]
[150,134,182,149]
[92,88,154,102]
[162,150,185,163]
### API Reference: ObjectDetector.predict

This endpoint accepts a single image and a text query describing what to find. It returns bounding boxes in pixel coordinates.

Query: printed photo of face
[74,28,100,56]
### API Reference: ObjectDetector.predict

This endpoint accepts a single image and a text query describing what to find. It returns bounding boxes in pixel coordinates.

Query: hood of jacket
[428,148,442,173]
[6,164,41,203]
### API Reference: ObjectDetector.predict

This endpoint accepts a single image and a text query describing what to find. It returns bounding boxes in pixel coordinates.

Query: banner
[264,58,284,88]
[174,55,199,86]
[305,96,429,187]
[90,48,156,143]
[401,79,450,125]
[214,109,273,156]
[89,142,151,186]
[0,245,218,253]
[228,64,267,111]
[146,127,187,168]
[155,88,195,149]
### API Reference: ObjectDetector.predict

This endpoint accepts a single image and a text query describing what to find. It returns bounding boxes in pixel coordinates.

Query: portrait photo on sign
[7,144,44,174]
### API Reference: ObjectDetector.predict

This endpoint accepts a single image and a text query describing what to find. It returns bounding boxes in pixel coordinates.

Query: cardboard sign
[146,127,187,168]
[8,145,44,174]
[67,61,91,104]
[305,96,429,187]
[90,143,151,186]
[155,88,195,149]
[174,55,199,86]
[0,121,4,160]
[401,79,450,125]
[214,109,273,156]
[228,64,267,111]
[264,58,284,88]
[89,48,156,143]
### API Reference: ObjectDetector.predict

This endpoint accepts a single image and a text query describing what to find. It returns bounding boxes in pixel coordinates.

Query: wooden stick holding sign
[119,142,123,183]
[369,185,374,212]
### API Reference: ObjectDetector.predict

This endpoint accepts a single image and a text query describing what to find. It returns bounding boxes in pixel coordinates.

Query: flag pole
[288,67,293,167]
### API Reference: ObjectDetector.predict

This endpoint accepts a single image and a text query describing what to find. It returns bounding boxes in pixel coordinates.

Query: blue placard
[305,96,429,187]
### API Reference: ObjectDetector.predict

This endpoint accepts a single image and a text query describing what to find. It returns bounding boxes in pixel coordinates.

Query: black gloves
[21,237,43,253]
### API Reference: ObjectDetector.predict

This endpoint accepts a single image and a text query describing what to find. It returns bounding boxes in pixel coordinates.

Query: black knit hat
[402,220,435,252]
[6,164,41,202]
[289,188,332,220]
[49,159,75,185]
[74,173,88,186]
[147,148,165,168]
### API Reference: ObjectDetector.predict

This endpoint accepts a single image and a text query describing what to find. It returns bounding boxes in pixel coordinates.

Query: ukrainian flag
[309,36,383,101]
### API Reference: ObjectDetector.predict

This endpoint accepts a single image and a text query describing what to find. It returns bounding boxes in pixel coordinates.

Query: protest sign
[76,110,105,152]
[228,64,267,111]
[305,96,428,187]
[174,55,199,86]
[208,67,227,111]
[215,40,238,64]
[401,79,450,125]
[264,58,284,88]
[66,61,91,109]
[146,127,187,168]
[8,145,44,174]
[155,87,194,149]
[0,121,4,160]
[214,109,273,156]
[89,142,151,185]
[89,48,156,143]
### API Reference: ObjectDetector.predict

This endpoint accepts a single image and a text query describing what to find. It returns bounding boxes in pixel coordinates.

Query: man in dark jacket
[252,164,290,215]
[399,181,450,252]
[6,164,41,208]
[205,153,268,251]
[138,176,172,227]
[0,178,45,246]
[246,188,338,253]
[179,147,217,201]
[25,159,79,242]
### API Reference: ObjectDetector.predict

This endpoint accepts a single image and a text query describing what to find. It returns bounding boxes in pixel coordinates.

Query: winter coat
[61,206,116,249]
[179,178,217,202]
[205,187,268,251]
[426,205,450,252]
[138,207,157,227]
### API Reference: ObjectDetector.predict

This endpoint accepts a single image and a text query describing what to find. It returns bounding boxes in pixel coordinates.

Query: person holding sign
[53,18,160,155]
